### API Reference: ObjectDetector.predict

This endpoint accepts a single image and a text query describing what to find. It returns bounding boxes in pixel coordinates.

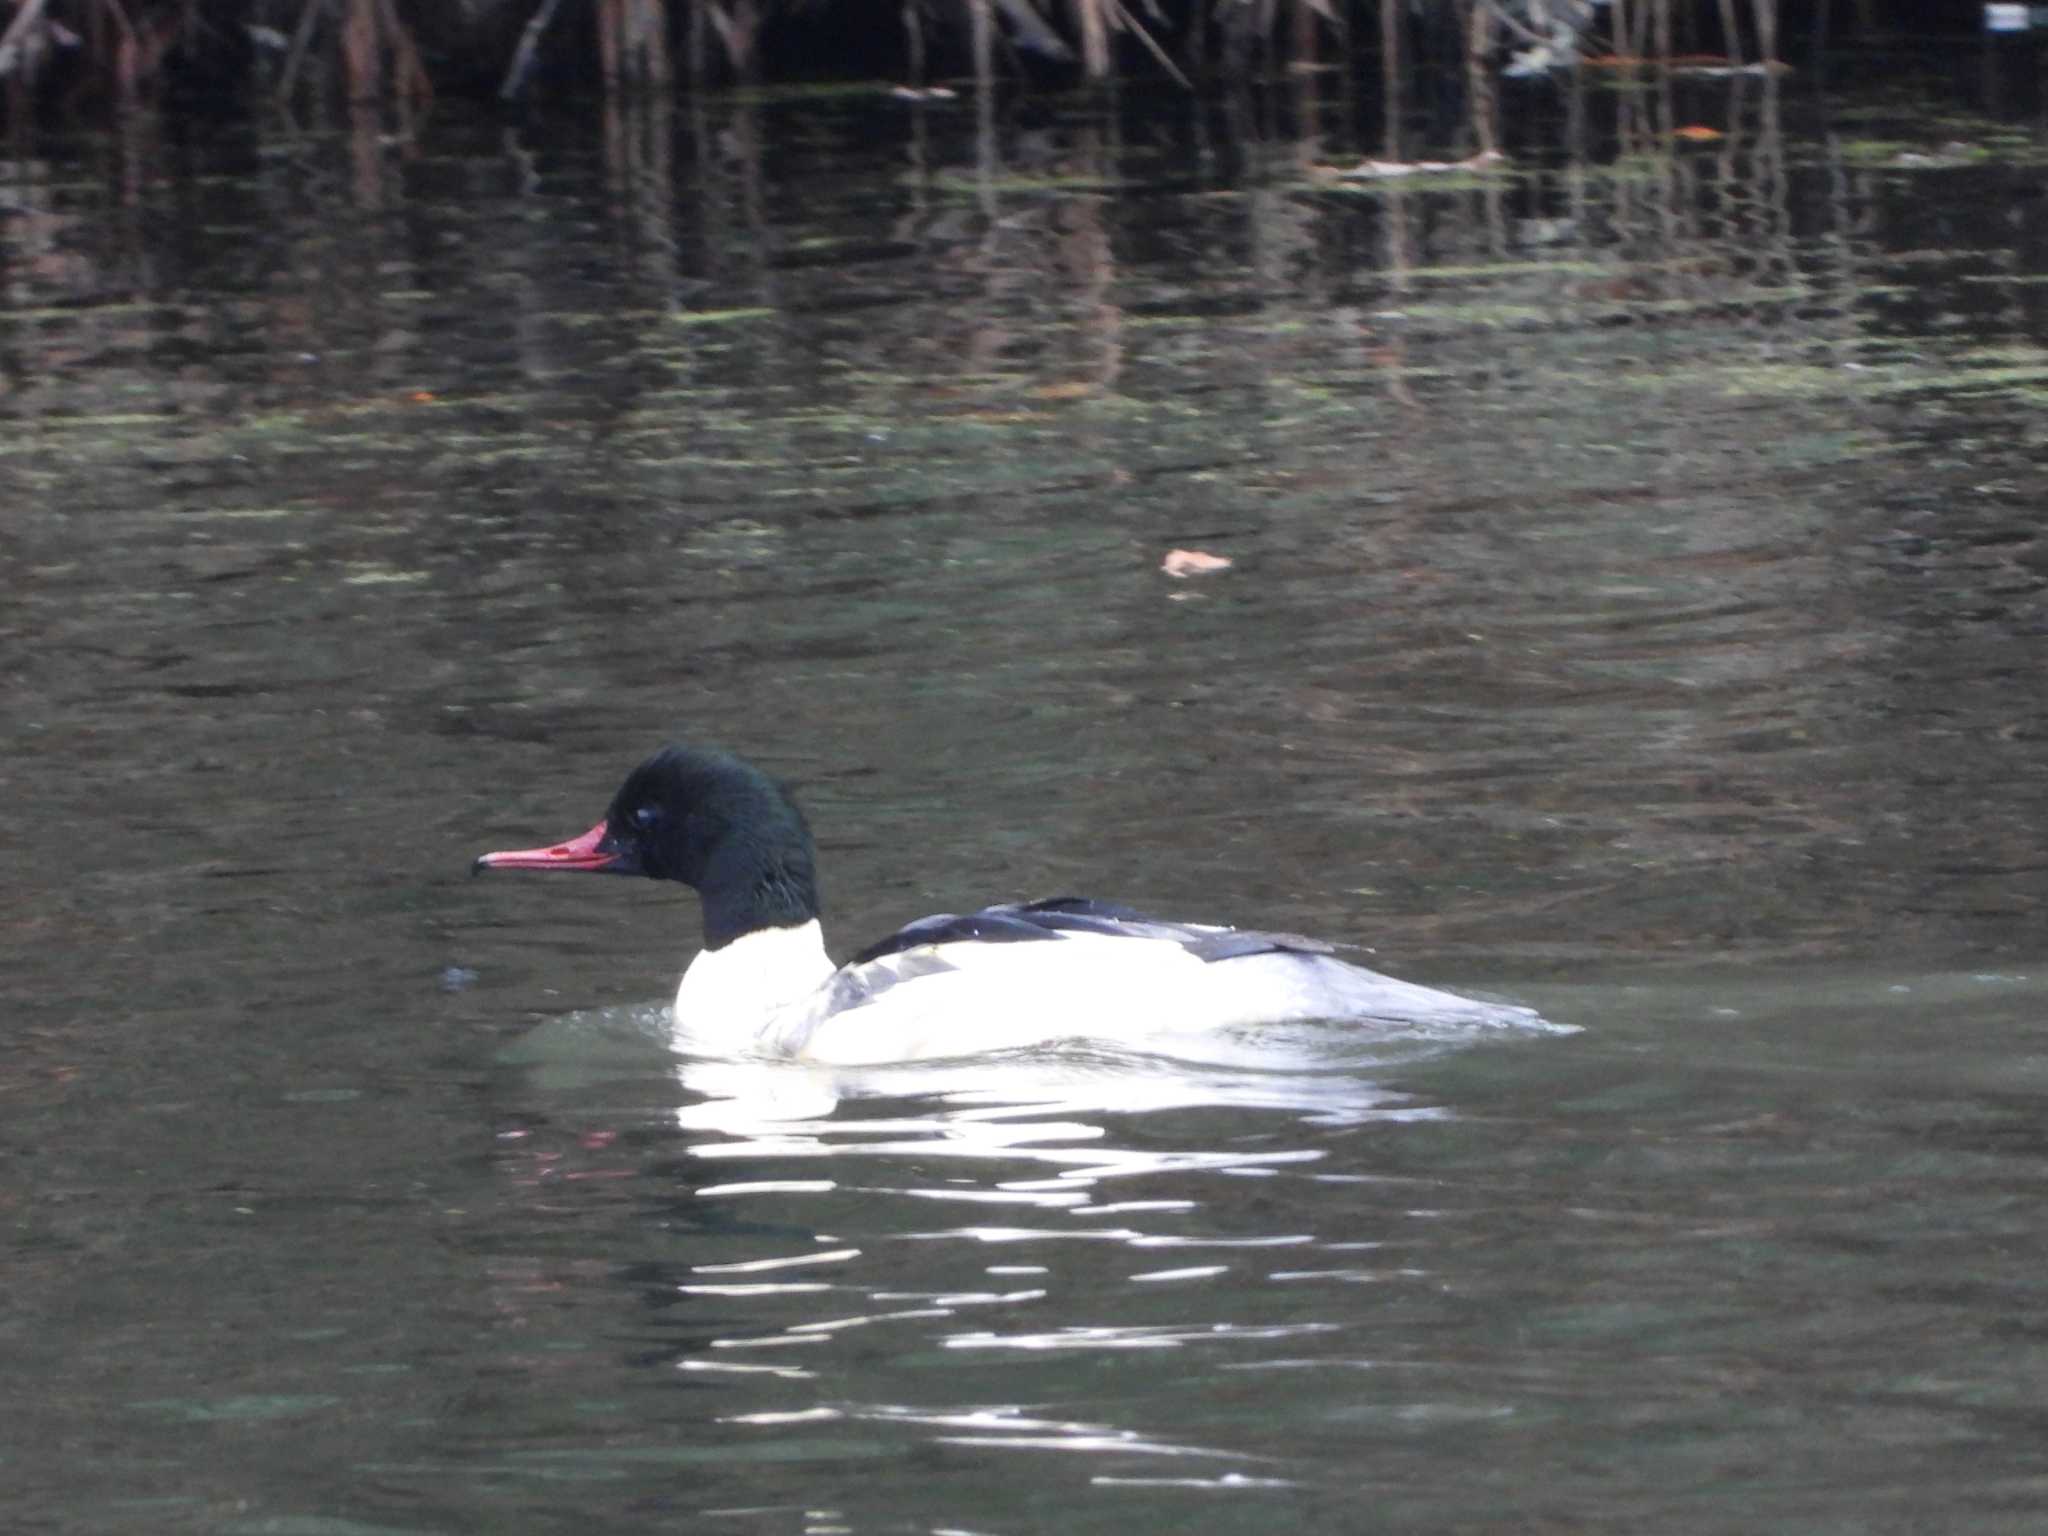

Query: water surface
[6,66,2048,1534]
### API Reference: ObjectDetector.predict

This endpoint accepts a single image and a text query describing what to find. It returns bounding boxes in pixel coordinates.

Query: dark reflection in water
[6,66,2048,1535]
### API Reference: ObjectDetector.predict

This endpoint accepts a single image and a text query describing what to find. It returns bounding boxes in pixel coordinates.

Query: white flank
[672,926,1548,1066]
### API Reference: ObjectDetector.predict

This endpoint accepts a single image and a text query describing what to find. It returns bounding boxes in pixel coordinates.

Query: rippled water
[8,64,2048,1534]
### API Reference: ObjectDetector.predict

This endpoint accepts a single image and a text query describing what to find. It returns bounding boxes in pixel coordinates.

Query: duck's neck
[697,838,819,949]
[675,919,835,1042]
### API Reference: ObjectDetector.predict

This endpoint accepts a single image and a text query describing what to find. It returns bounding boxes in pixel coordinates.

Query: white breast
[672,920,836,1055]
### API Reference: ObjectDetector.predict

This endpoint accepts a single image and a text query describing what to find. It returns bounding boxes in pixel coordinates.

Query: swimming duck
[474,745,1541,1064]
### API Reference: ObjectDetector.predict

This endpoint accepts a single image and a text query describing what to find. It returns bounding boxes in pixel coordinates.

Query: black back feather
[848,896,1335,967]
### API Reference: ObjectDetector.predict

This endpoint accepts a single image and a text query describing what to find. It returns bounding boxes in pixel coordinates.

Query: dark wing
[1184,928,1335,960]
[846,895,1336,966]
[845,906,1069,966]
[1011,897,1337,958]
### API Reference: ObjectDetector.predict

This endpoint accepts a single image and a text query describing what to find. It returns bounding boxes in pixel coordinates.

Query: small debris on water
[1323,150,1505,181]
[1161,548,1233,578]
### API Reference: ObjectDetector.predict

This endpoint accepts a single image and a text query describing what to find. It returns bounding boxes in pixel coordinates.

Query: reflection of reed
[17,48,2032,970]
[4,0,1791,105]
[277,0,432,105]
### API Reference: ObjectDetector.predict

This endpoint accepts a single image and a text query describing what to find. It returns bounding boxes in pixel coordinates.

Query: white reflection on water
[505,1002,1556,1172]
[692,1247,862,1273]
[1091,1474,1299,1490]
[786,1307,957,1333]
[709,1402,1270,1464]
[945,1321,1343,1352]
[1128,1265,1230,1283]
[678,1359,816,1380]
[676,1281,838,1297]
[659,1024,1507,1236]
[503,999,1550,1216]
[666,1015,1468,1199]
[495,1000,1571,1485]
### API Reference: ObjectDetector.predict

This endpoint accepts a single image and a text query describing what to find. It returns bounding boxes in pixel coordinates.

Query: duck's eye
[632,806,662,830]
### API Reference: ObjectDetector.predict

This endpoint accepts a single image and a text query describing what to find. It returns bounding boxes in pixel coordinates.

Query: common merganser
[474,746,1545,1065]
